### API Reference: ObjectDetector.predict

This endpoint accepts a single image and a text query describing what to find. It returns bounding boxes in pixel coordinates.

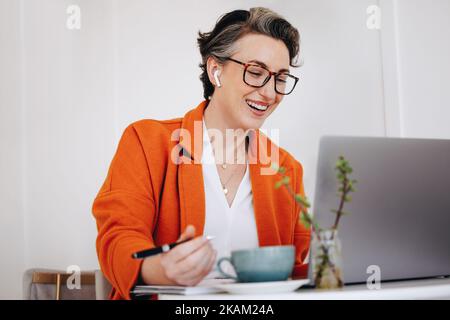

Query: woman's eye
[277,79,287,83]
[249,71,262,76]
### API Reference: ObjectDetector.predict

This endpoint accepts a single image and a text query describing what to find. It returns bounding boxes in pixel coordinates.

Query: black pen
[132,235,215,259]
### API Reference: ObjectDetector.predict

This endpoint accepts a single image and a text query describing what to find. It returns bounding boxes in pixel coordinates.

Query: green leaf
[336,159,344,167]
[294,194,310,207]
[300,213,311,229]
[282,176,290,184]
[275,180,283,189]
[294,194,304,202]
[314,223,322,233]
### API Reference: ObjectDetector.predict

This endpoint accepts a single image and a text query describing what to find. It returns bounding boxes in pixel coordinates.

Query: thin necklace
[219,163,246,195]
[209,134,249,194]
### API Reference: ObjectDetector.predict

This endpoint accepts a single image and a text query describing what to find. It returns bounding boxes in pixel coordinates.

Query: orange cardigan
[92,100,310,300]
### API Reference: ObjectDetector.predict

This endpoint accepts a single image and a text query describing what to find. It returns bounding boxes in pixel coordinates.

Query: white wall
[0,0,26,300]
[0,0,449,299]
[395,0,450,138]
[21,0,113,276]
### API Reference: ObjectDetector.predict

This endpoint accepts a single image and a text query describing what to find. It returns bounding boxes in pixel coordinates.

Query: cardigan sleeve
[92,124,156,299]
[291,161,311,279]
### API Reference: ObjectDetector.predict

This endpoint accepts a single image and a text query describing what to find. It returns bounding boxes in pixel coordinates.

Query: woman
[92,7,310,300]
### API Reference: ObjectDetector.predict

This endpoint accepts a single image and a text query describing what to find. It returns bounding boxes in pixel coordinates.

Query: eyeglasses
[226,57,299,95]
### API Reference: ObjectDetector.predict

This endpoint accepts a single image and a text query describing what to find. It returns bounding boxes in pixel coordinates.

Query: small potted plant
[273,156,357,289]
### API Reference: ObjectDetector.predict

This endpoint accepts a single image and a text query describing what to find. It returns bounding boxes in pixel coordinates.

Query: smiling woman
[92,7,310,300]
[198,8,301,131]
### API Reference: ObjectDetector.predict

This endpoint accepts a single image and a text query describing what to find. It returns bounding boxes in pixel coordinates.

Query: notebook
[131,278,235,296]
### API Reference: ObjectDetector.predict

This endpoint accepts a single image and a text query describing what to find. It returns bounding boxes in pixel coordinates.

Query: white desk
[159,277,450,300]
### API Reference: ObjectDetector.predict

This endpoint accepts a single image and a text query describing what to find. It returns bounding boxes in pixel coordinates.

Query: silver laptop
[308,136,450,285]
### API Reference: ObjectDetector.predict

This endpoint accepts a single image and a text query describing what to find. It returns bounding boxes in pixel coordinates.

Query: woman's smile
[245,99,271,117]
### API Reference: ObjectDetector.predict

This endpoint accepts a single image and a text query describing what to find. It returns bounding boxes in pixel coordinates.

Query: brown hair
[197,7,301,100]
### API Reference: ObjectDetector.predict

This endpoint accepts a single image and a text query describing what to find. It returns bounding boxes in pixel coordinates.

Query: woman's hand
[140,225,217,286]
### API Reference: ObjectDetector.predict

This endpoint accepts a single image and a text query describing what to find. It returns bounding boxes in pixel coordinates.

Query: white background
[1,0,449,299]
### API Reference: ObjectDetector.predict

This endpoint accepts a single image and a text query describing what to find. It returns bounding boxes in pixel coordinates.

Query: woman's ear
[206,56,222,87]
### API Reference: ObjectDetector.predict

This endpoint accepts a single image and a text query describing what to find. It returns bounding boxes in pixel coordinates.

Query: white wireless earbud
[213,70,222,88]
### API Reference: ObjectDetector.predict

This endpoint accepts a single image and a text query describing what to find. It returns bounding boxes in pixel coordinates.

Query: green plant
[273,155,357,234]
[273,156,357,288]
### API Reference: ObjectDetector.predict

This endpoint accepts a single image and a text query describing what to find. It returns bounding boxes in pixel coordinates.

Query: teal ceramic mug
[216,245,295,282]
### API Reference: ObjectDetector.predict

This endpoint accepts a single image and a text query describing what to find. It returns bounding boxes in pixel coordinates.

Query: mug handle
[217,257,238,280]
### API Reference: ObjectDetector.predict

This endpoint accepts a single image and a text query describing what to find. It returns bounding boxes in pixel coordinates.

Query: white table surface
[159,277,450,300]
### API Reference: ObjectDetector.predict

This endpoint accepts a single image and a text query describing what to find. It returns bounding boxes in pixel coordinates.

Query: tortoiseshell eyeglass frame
[225,57,299,95]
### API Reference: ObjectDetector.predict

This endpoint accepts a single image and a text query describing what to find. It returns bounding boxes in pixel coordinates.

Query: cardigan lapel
[248,129,283,246]
[177,101,208,236]
[177,100,283,245]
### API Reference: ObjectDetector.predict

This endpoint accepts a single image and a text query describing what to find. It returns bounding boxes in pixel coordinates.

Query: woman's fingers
[176,244,214,278]
[176,247,217,286]
[160,236,216,285]
[177,225,196,242]
[170,236,210,263]
[205,249,218,275]
[193,249,218,285]
[191,249,217,283]
[159,224,218,286]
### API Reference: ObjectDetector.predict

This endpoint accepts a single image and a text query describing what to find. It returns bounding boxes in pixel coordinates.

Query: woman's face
[213,33,292,130]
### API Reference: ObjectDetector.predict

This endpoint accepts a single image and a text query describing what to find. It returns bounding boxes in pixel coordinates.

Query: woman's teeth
[246,100,269,111]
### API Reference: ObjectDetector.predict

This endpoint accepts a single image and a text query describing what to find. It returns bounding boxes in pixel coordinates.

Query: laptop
[306,136,450,285]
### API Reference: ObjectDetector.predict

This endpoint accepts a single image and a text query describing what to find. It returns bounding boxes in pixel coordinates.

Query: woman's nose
[257,76,277,101]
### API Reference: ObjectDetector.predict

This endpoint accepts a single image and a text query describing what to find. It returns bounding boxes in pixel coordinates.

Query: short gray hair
[197,7,301,100]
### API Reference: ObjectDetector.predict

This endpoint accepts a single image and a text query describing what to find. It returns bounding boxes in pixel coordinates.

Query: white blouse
[201,118,259,278]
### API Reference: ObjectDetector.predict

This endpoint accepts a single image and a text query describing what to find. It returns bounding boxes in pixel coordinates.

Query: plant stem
[332,174,350,231]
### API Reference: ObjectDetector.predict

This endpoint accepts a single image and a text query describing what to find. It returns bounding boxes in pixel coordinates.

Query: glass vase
[312,229,344,289]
